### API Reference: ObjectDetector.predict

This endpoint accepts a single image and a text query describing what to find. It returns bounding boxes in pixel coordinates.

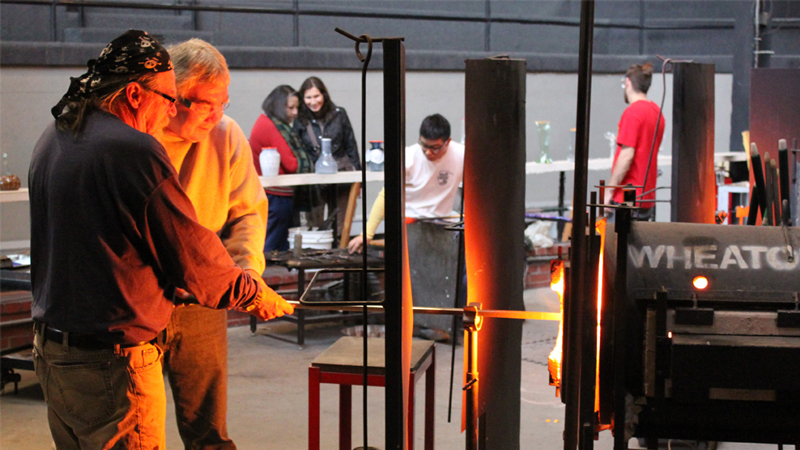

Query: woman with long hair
[249,85,312,251]
[293,76,360,237]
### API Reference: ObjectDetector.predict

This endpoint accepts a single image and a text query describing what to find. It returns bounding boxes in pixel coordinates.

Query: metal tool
[779,139,791,223]
[750,143,769,225]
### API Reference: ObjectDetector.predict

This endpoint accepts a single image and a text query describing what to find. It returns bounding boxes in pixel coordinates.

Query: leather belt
[34,321,150,350]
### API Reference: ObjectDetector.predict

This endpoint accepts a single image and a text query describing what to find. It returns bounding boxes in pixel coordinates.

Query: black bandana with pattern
[51,29,173,119]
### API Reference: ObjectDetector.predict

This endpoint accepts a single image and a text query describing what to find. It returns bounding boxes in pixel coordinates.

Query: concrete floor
[0,288,782,450]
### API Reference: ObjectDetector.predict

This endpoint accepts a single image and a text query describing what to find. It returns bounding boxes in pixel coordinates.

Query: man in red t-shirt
[604,62,665,221]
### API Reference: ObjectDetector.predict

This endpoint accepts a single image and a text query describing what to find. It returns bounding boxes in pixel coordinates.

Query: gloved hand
[240,269,294,320]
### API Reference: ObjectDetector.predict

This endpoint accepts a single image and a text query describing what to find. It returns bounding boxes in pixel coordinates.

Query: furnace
[559,206,800,448]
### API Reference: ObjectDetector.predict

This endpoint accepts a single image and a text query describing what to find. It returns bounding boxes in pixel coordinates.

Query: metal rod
[765,153,775,225]
[598,180,606,217]
[354,32,374,450]
[578,193,599,450]
[751,143,769,225]
[465,325,479,450]
[449,175,468,424]
[285,301,560,321]
[612,208,631,450]
[558,171,566,238]
[382,37,407,450]
[779,139,791,221]
[566,0,595,448]
[747,186,760,226]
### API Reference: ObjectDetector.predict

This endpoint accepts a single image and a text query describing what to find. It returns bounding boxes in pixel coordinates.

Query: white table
[0,188,28,203]
[524,152,745,175]
[260,171,384,188]
[0,153,751,201]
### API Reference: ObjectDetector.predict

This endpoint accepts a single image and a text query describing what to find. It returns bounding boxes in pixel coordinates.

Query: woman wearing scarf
[249,85,313,251]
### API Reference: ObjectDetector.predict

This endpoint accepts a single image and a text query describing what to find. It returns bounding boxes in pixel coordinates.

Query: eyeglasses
[620,76,627,89]
[179,97,230,115]
[419,139,447,154]
[144,86,178,104]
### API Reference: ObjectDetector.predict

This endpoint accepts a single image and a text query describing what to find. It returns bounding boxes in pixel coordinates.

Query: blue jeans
[162,305,234,450]
[33,332,166,450]
[265,194,293,252]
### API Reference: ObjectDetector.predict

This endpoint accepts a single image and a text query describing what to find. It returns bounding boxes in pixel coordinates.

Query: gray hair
[167,38,229,94]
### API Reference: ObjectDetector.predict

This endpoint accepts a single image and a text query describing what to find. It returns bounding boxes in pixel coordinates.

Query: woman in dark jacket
[294,76,360,237]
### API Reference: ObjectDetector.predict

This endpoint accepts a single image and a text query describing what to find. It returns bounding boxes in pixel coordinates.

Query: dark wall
[2,0,799,72]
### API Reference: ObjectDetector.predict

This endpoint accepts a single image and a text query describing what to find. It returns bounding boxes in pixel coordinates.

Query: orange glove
[240,269,294,320]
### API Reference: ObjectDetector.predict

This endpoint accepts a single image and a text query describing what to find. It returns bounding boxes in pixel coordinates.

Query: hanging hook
[355,34,373,65]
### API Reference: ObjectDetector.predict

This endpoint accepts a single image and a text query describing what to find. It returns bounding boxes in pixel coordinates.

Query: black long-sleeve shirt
[29,111,259,344]
[293,106,361,171]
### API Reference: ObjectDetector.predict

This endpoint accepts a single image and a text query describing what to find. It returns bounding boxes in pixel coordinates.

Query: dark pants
[34,331,166,450]
[308,183,352,243]
[265,194,293,252]
[162,306,234,450]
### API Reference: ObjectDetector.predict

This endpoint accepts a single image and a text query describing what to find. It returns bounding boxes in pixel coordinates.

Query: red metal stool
[308,336,435,450]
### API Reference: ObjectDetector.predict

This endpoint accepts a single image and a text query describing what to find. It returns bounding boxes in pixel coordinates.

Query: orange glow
[693,276,709,290]
[547,217,607,406]
[548,259,565,392]
[594,218,607,412]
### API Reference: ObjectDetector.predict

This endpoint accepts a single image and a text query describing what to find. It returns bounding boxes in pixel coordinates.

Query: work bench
[256,248,384,347]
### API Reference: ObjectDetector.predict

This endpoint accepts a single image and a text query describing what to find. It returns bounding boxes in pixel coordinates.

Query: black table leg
[558,170,566,238]
[250,315,256,334]
[298,269,305,346]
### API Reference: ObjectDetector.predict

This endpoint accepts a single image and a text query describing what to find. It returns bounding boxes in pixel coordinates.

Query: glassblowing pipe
[286,300,560,321]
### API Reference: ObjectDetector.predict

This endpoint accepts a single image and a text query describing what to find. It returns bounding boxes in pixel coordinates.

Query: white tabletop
[260,170,384,187]
[524,152,746,175]
[0,188,29,203]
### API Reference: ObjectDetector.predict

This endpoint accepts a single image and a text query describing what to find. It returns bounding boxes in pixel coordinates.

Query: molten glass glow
[548,260,565,391]
[693,275,709,290]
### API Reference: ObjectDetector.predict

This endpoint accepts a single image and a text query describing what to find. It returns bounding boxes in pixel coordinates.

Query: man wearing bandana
[157,38,269,450]
[28,30,293,449]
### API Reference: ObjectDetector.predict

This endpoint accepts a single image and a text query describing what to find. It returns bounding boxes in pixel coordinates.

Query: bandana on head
[51,29,173,119]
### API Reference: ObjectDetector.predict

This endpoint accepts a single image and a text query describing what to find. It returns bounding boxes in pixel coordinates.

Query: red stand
[308,337,436,450]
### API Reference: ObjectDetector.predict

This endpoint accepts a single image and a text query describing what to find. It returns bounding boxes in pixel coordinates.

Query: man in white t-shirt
[348,113,465,253]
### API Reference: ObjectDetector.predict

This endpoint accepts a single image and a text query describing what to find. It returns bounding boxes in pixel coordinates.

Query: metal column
[671,62,716,224]
[383,38,411,450]
[464,56,527,450]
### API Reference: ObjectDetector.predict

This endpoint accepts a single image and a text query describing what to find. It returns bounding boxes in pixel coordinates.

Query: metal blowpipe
[284,300,560,321]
